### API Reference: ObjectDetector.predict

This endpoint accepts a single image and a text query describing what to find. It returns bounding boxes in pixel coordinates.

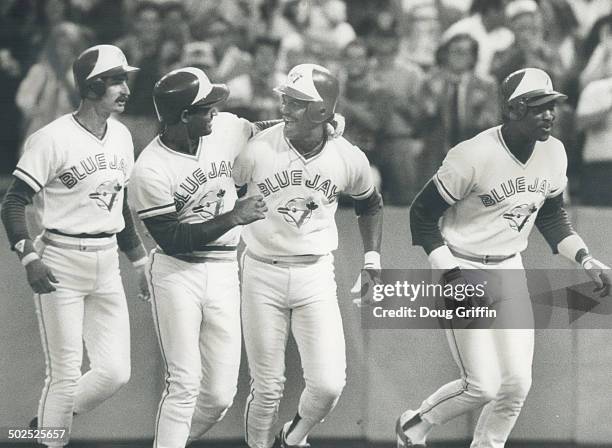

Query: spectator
[396,3,442,70]
[225,36,284,122]
[443,0,513,78]
[575,76,612,206]
[490,0,565,85]
[338,39,391,194]
[15,22,86,151]
[270,0,311,72]
[158,3,191,76]
[579,14,612,89]
[180,40,216,72]
[307,0,356,61]
[371,31,425,204]
[204,17,252,82]
[539,0,579,74]
[114,1,163,154]
[416,33,499,181]
[569,0,612,39]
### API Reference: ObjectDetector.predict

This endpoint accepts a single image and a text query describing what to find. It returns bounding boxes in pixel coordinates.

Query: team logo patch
[89,179,122,211]
[503,203,537,232]
[278,197,318,228]
[192,189,225,220]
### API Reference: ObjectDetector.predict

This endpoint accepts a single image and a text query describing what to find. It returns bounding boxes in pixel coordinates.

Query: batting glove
[326,113,345,139]
[581,256,611,297]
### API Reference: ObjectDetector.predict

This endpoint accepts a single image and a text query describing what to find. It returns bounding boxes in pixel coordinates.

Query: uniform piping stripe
[150,252,171,448]
[137,203,175,215]
[14,168,43,191]
[351,185,375,200]
[420,322,469,416]
[244,378,255,445]
[70,114,107,143]
[435,175,459,203]
[36,293,51,429]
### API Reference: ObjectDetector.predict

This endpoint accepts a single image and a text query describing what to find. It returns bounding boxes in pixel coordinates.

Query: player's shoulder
[107,116,133,138]
[250,121,284,142]
[212,111,248,128]
[24,114,73,148]
[540,134,567,161]
[327,135,368,159]
[246,122,284,153]
[132,138,167,176]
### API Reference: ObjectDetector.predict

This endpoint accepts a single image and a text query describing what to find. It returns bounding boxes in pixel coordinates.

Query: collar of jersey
[71,114,108,144]
[284,135,327,164]
[496,126,536,169]
[157,135,202,159]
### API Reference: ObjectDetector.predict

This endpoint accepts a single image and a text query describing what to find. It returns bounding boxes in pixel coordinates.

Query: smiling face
[183,104,217,138]
[279,94,321,140]
[98,73,130,114]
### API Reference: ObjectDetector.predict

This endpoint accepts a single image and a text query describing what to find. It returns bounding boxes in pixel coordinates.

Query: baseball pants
[148,251,241,448]
[241,252,346,448]
[33,232,131,447]
[419,254,534,448]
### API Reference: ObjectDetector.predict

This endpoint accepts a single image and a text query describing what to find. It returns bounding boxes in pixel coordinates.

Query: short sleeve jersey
[14,114,134,234]
[130,112,252,259]
[433,126,567,256]
[233,123,374,257]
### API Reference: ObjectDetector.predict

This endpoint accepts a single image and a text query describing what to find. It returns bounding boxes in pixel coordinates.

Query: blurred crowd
[1,0,612,206]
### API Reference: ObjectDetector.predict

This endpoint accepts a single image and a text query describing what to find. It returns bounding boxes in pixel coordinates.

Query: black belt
[450,247,515,265]
[48,229,115,239]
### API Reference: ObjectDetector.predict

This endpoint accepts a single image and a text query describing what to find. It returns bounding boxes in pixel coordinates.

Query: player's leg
[285,255,346,446]
[398,327,502,446]
[471,268,534,448]
[242,254,291,448]
[73,248,130,414]
[32,243,92,447]
[189,261,242,440]
[149,253,205,448]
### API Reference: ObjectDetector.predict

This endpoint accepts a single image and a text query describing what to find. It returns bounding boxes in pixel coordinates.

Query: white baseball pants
[33,233,130,447]
[419,254,534,448]
[241,252,346,448]
[148,251,241,448]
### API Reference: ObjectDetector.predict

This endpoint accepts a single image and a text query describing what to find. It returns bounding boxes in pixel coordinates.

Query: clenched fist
[230,195,268,225]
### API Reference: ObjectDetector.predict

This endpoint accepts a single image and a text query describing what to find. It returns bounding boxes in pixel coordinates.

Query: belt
[42,231,116,252]
[450,247,515,265]
[246,250,324,266]
[48,228,115,239]
[172,253,236,263]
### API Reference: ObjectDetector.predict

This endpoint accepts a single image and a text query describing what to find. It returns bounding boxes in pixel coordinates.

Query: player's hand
[351,269,382,307]
[25,259,58,294]
[135,265,150,302]
[582,256,611,297]
[231,195,268,225]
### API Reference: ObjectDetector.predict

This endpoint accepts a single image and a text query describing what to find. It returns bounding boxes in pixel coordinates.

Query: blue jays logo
[192,189,225,220]
[89,179,122,211]
[278,197,318,228]
[503,203,537,232]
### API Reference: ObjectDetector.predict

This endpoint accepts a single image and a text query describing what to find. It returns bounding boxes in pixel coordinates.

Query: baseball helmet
[274,63,339,124]
[153,67,229,124]
[73,45,139,97]
[501,68,567,119]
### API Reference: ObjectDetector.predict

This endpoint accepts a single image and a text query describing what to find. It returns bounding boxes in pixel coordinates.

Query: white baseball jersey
[233,123,374,257]
[14,113,134,234]
[433,125,567,256]
[130,112,252,260]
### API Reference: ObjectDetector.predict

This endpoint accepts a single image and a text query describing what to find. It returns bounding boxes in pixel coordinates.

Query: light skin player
[233,63,383,448]
[0,45,149,448]
[396,68,611,448]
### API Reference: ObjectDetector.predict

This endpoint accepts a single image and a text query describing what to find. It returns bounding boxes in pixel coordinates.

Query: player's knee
[467,377,501,403]
[502,374,532,400]
[104,363,131,391]
[308,375,345,404]
[168,375,200,403]
[252,376,286,403]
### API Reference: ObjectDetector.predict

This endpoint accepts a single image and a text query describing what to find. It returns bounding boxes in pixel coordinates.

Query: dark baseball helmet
[153,67,229,124]
[72,45,139,97]
[274,63,339,124]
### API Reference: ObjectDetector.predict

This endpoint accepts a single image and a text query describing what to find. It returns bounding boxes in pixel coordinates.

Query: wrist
[21,252,40,267]
[364,251,381,269]
[557,234,588,265]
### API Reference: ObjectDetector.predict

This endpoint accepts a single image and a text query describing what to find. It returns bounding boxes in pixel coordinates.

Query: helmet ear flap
[88,78,106,97]
[306,102,328,124]
[506,99,527,121]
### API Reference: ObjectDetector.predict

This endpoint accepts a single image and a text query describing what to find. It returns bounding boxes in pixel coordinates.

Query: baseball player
[129,67,296,448]
[396,68,611,448]
[0,45,149,447]
[233,63,383,448]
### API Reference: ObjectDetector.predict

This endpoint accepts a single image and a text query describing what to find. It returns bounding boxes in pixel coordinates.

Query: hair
[435,33,479,69]
[469,0,504,15]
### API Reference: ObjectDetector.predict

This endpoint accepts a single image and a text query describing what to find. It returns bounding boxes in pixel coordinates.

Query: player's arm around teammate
[233,63,383,448]
[1,45,147,448]
[129,67,268,448]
